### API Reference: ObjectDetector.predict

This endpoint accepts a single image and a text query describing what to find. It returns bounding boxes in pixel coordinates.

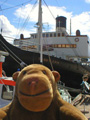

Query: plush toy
[0,64,88,120]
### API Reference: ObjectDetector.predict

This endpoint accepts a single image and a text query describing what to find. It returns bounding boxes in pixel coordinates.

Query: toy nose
[27,78,38,91]
[27,78,38,86]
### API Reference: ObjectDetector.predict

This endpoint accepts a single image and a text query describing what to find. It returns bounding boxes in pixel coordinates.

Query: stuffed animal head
[13,64,60,112]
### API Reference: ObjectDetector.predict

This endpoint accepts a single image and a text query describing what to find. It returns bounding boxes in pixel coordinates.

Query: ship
[0,0,90,89]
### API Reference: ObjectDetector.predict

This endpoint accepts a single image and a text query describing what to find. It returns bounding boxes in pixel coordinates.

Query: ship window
[19,41,23,44]
[54,44,58,48]
[1,85,14,100]
[54,33,56,37]
[35,34,37,38]
[43,58,48,62]
[52,44,76,48]
[58,44,62,48]
[27,45,37,49]
[33,45,37,49]
[31,35,34,38]
[70,44,76,48]
[50,33,52,37]
[52,44,54,48]
[66,44,70,48]
[62,33,65,36]
[58,33,60,37]
[21,46,27,50]
[43,33,45,37]
[46,33,49,37]
[74,44,76,48]
[62,44,65,48]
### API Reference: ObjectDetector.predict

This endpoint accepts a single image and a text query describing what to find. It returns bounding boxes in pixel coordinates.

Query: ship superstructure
[14,16,90,64]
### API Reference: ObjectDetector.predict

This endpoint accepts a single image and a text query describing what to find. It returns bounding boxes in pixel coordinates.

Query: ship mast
[70,18,71,35]
[37,0,43,63]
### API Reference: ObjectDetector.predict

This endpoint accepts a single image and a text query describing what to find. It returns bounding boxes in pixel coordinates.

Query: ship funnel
[20,34,24,39]
[56,16,66,32]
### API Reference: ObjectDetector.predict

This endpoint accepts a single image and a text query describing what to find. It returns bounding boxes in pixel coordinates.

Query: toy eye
[42,70,46,75]
[23,71,27,75]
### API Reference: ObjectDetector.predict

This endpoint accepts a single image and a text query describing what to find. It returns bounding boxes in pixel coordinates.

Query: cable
[0,6,4,33]
[0,35,27,66]
[43,0,55,20]
[0,0,33,12]
[42,35,54,71]
[15,4,24,38]
[15,0,38,39]
[3,35,15,40]
[54,0,60,7]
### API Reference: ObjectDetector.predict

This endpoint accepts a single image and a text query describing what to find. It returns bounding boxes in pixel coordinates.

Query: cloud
[14,4,38,22]
[0,3,90,43]
[14,3,90,39]
[71,12,90,38]
[14,4,72,33]
[85,0,90,3]
[0,15,16,42]
[15,4,72,23]
[0,15,30,43]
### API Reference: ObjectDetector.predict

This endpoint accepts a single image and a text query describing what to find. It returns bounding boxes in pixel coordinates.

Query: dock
[72,94,90,120]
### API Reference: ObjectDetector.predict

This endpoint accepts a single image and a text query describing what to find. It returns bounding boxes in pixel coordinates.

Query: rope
[42,37,54,71]
[0,39,21,64]
[0,35,27,67]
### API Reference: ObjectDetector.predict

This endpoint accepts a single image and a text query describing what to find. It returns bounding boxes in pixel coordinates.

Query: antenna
[70,18,71,35]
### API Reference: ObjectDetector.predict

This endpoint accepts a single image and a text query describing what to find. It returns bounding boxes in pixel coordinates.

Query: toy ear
[52,71,60,82]
[12,71,20,81]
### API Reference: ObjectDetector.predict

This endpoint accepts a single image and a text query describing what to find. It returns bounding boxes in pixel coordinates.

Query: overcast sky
[0,0,90,43]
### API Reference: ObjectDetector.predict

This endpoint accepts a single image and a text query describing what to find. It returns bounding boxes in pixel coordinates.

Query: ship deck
[72,94,90,119]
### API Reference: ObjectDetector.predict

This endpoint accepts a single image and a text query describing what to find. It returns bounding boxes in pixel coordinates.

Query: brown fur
[0,64,88,120]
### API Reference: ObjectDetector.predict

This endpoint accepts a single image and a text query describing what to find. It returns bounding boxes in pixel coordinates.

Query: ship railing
[57,81,90,95]
[57,81,72,103]
[57,81,82,93]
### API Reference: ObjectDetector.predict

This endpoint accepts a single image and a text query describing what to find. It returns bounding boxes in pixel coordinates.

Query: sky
[0,0,90,43]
